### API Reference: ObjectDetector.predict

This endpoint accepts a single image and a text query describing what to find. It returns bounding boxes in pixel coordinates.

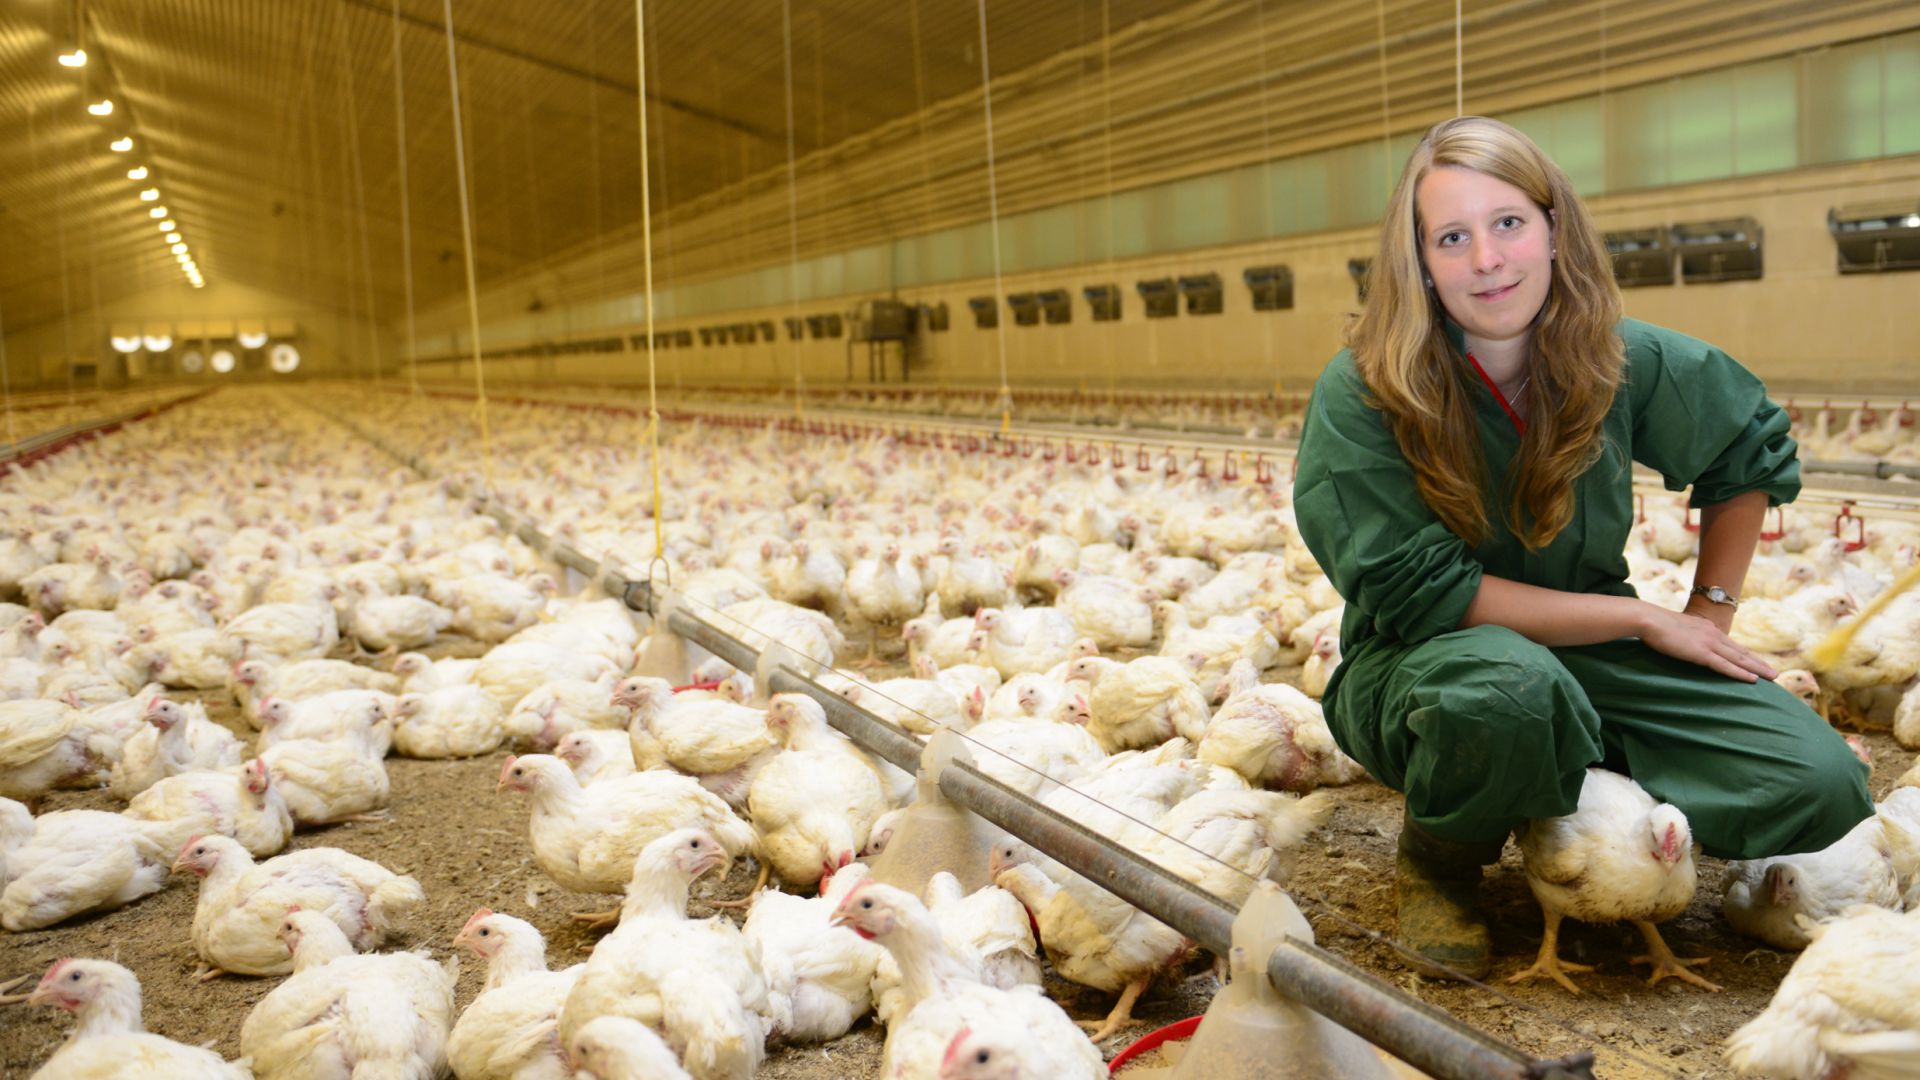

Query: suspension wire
[440,0,494,493]
[1454,0,1464,115]
[1374,0,1394,191]
[781,0,806,416]
[907,0,941,401]
[0,298,15,448]
[634,0,665,564]
[643,18,682,392]
[390,0,420,398]
[974,0,1012,436]
[1099,0,1119,412]
[1251,0,1279,394]
[337,9,384,392]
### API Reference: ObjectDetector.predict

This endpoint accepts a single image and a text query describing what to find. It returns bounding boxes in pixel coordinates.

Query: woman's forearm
[1688,490,1770,631]
[1460,574,1655,646]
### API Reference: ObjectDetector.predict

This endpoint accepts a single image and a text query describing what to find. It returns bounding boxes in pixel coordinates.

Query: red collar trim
[1465,352,1526,435]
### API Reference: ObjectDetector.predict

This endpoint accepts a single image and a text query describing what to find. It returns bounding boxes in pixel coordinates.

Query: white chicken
[934,538,1011,617]
[1052,569,1154,649]
[1723,904,1920,1080]
[749,694,889,889]
[0,699,102,806]
[1069,655,1210,753]
[497,754,756,905]
[222,600,339,662]
[614,676,777,808]
[392,684,504,758]
[846,543,926,666]
[173,833,425,978]
[1509,769,1717,993]
[742,861,886,1043]
[505,676,624,751]
[829,879,1105,1079]
[963,714,1106,799]
[259,731,392,827]
[1723,811,1907,950]
[973,606,1080,678]
[107,697,246,799]
[257,689,395,756]
[232,657,398,728]
[124,758,292,857]
[567,1016,695,1080]
[431,572,552,642]
[16,958,251,1079]
[557,727,639,786]
[240,909,455,1080]
[474,640,620,715]
[347,592,454,651]
[559,828,772,1080]
[1197,660,1367,792]
[448,909,582,1080]
[0,809,173,930]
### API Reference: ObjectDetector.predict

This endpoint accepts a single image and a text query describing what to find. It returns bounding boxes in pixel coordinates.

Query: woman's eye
[1499,215,1523,229]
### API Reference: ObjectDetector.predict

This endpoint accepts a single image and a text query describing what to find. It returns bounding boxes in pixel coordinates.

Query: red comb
[940,1026,974,1073]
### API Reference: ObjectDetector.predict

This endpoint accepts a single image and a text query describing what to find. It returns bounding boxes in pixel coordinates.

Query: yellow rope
[636,0,664,562]
[1808,560,1920,670]
[440,0,493,493]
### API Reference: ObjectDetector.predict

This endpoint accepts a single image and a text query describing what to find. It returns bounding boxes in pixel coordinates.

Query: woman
[1292,116,1871,982]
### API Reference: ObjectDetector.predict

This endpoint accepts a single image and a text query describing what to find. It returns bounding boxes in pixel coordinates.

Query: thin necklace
[1504,373,1532,407]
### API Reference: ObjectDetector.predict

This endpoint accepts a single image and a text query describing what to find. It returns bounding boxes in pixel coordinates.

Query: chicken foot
[1630,920,1721,992]
[1077,976,1148,1042]
[707,860,771,910]
[571,907,624,931]
[191,965,229,982]
[0,973,33,1004]
[1505,910,1594,995]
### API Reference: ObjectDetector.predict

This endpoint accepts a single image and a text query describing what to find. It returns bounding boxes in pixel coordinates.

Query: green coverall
[1293,318,1872,860]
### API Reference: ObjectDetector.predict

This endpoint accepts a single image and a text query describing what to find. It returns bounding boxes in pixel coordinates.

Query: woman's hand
[1639,606,1776,683]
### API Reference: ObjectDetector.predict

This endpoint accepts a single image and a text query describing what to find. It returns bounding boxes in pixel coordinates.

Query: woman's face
[1415,165,1554,350]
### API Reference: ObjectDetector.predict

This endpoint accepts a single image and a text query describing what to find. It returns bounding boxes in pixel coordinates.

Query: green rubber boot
[1394,812,1504,981]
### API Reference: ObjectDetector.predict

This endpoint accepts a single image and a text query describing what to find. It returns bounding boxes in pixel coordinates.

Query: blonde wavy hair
[1349,116,1624,549]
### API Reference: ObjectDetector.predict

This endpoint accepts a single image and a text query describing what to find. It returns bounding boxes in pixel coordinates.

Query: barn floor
[5,640,1903,1080]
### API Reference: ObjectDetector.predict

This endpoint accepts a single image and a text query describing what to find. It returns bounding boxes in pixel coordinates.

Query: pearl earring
[1424,277,1434,288]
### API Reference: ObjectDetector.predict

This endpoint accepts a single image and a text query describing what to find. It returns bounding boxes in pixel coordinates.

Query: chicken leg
[708,860,771,910]
[572,906,623,930]
[1505,909,1594,994]
[1630,920,1721,992]
[1077,976,1148,1042]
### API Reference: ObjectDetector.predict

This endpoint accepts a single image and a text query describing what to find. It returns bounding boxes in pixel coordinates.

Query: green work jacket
[1293,318,1800,710]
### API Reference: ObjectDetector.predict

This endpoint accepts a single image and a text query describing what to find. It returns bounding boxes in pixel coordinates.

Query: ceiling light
[171,242,188,254]
[211,350,235,373]
[192,281,205,289]
[139,188,159,202]
[127,165,147,180]
[270,344,300,373]
[148,206,168,219]
[181,351,204,372]
[142,334,172,352]
[110,335,142,353]
[175,253,191,263]
[87,99,113,116]
[110,136,132,152]
[238,330,269,349]
[165,232,180,243]
[58,49,87,68]
[157,220,176,231]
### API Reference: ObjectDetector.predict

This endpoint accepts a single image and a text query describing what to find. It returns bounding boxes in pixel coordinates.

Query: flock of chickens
[0,384,1918,1080]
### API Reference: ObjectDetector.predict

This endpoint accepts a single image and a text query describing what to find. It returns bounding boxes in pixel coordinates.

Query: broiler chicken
[559,828,772,1080]
[16,958,250,1079]
[232,657,398,728]
[567,1016,694,1080]
[1723,904,1920,1080]
[256,689,395,756]
[448,909,582,1080]
[505,676,624,751]
[497,753,755,905]
[107,697,245,799]
[1052,569,1154,649]
[829,880,1104,1079]
[1069,655,1209,753]
[347,592,453,651]
[1510,769,1719,993]
[557,728,639,786]
[241,909,455,1080]
[0,809,173,930]
[846,543,925,666]
[430,571,552,642]
[614,677,777,809]
[749,694,889,889]
[124,757,292,856]
[743,861,886,1043]
[392,684,504,758]
[259,730,391,827]
[973,606,1080,678]
[1197,659,1367,792]
[1723,811,1908,950]
[222,600,339,662]
[0,699,102,806]
[174,833,424,978]
[474,641,620,715]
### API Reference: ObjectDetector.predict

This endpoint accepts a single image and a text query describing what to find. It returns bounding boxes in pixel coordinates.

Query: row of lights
[106,336,300,374]
[60,46,203,288]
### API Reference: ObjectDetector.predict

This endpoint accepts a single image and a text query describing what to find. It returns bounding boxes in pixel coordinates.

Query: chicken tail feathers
[1724,1011,1826,1080]
[1818,1028,1920,1080]
[660,970,766,1079]
[365,875,426,940]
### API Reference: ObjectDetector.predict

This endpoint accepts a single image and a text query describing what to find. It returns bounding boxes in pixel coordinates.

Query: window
[1243,265,1294,310]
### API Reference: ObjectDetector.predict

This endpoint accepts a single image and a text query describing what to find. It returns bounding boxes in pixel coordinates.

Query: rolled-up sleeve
[1625,322,1801,508]
[1293,355,1484,646]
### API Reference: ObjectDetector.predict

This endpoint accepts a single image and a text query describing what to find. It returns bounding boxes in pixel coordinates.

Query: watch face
[1707,587,1729,602]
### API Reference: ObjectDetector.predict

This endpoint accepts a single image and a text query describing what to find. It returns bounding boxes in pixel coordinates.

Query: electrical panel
[851,299,913,340]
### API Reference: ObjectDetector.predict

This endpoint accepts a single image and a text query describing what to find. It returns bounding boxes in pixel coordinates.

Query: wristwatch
[1690,585,1741,608]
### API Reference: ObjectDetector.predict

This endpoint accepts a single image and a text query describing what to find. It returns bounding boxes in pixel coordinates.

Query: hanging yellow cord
[636,0,665,563]
[1807,561,1920,670]
[974,0,1011,436]
[441,0,494,494]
